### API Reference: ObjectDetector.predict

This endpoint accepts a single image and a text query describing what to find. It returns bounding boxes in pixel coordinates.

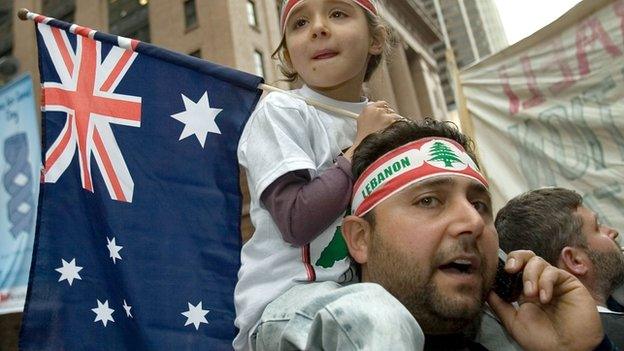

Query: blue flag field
[20,12,262,350]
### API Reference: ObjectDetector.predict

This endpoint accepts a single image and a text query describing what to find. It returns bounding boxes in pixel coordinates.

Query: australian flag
[19,12,262,350]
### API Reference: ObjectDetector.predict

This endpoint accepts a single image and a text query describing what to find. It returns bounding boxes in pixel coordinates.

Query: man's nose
[448,199,485,238]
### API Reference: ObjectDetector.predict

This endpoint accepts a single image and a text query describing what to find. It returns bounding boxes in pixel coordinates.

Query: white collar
[298,85,368,115]
[597,305,624,315]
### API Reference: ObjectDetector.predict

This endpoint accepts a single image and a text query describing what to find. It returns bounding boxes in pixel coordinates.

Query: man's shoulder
[599,312,624,349]
[599,311,624,323]
[476,307,523,351]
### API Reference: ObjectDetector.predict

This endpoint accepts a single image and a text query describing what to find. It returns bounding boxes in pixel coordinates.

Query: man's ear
[368,26,385,56]
[342,215,372,264]
[559,246,590,276]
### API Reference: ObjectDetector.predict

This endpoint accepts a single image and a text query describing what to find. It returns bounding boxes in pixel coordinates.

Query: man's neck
[590,290,608,307]
[424,333,488,351]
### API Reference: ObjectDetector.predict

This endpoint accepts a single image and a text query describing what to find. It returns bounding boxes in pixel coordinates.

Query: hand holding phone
[492,249,523,303]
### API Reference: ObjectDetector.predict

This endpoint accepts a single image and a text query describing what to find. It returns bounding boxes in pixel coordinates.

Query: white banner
[461,0,624,239]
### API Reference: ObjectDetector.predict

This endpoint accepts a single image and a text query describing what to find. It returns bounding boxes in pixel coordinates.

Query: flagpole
[257,84,359,120]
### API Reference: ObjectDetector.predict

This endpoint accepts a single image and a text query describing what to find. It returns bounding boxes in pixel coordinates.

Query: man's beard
[587,248,624,298]
[366,233,494,335]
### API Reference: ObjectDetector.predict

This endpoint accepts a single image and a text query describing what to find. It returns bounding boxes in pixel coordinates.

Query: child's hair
[272,11,395,83]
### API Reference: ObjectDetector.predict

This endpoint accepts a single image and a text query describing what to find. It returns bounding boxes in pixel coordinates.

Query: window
[0,1,12,59]
[42,0,75,23]
[246,0,258,27]
[184,0,198,30]
[189,49,201,58]
[109,0,151,43]
[253,50,265,77]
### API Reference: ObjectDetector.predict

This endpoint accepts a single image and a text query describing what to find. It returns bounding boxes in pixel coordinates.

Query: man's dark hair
[352,118,479,180]
[495,187,586,265]
[351,118,479,225]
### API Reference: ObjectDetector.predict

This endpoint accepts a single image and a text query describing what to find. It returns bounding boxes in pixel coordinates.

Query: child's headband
[351,137,488,217]
[280,0,377,34]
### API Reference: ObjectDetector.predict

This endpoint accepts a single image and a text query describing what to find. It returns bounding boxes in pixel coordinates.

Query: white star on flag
[123,299,133,318]
[181,301,209,330]
[171,91,223,147]
[106,237,123,264]
[55,258,83,286]
[92,299,115,327]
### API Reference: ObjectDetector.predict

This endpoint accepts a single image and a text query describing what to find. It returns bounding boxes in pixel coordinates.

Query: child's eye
[293,18,308,29]
[330,10,347,18]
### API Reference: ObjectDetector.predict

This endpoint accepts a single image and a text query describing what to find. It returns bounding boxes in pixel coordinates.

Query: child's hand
[343,101,402,161]
[355,101,400,143]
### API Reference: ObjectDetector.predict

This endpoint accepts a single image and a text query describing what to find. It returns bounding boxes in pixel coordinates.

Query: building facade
[2,0,447,241]
[422,0,508,109]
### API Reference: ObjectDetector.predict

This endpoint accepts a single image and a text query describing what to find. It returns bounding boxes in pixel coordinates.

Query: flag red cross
[40,23,142,202]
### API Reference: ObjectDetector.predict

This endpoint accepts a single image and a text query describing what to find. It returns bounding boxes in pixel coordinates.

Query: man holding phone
[496,187,624,349]
[341,119,609,350]
[254,119,612,350]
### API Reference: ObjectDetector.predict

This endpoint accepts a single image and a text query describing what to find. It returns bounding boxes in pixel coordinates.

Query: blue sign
[0,74,40,314]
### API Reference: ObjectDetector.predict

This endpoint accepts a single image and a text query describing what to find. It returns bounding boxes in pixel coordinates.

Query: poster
[0,74,40,314]
[461,0,624,238]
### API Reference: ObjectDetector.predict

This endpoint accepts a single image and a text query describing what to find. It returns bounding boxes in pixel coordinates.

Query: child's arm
[260,155,353,246]
[260,101,401,246]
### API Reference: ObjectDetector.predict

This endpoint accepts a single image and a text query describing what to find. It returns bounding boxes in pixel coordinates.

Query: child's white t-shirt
[233,85,367,350]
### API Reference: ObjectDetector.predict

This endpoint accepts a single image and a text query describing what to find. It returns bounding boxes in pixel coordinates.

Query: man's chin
[438,293,484,319]
[418,291,484,334]
[430,281,485,320]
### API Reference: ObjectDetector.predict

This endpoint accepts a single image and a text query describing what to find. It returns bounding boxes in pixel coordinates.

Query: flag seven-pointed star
[123,299,133,318]
[55,258,83,286]
[181,301,209,330]
[171,92,223,147]
[107,237,123,264]
[38,23,142,203]
[92,299,115,327]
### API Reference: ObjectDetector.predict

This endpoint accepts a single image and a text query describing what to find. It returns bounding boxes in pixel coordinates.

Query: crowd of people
[233,0,624,349]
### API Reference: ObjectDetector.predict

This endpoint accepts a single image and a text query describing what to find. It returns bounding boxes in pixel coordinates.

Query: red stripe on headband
[355,0,377,14]
[352,137,467,193]
[280,0,377,33]
[354,168,488,217]
[280,0,302,33]
[351,137,488,217]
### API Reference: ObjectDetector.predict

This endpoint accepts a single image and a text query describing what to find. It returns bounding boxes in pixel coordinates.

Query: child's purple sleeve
[260,156,353,246]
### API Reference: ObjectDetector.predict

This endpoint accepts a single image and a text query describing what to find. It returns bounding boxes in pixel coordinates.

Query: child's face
[284,0,381,94]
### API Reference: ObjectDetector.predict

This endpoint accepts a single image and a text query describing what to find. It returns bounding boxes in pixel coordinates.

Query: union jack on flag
[40,22,141,202]
[20,11,262,350]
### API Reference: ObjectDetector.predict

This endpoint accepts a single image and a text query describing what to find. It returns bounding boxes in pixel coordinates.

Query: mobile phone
[492,249,523,303]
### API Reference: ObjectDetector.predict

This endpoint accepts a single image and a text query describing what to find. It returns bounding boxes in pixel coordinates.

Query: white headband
[352,137,488,217]
[279,0,377,34]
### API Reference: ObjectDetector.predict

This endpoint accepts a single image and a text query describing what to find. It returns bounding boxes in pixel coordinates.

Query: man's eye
[416,196,439,207]
[472,201,490,213]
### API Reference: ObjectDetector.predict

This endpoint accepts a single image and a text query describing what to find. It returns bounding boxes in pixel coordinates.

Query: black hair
[495,187,585,264]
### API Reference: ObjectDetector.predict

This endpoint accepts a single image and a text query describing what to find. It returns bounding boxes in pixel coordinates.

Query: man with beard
[496,187,624,348]
[252,120,609,350]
